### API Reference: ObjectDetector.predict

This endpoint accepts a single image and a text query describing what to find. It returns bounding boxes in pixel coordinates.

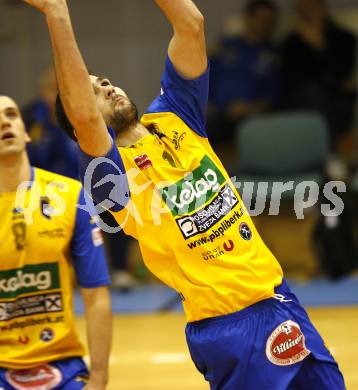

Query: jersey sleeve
[146,56,209,137]
[78,128,130,213]
[70,188,111,288]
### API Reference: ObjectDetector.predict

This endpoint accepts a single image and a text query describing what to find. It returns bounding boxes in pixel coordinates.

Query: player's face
[90,75,138,135]
[246,7,277,42]
[0,96,30,158]
[296,0,325,21]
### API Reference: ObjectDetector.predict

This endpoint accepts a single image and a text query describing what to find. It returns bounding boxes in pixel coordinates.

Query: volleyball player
[23,0,346,388]
[0,95,111,389]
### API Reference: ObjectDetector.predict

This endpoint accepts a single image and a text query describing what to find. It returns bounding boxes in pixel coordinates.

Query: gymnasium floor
[75,278,358,389]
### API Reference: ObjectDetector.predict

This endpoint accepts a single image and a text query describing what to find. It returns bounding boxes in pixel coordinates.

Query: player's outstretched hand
[21,0,67,14]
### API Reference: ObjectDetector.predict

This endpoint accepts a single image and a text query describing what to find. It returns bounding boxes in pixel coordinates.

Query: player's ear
[25,131,31,143]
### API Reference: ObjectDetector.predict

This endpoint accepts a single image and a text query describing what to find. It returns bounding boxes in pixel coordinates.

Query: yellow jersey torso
[0,168,85,368]
[78,56,283,322]
[112,112,283,322]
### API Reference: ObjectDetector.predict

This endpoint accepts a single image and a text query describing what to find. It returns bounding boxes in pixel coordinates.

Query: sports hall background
[1,0,358,389]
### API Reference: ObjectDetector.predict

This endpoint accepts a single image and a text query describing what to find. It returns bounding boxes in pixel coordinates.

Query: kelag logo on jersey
[160,155,225,216]
[0,263,60,299]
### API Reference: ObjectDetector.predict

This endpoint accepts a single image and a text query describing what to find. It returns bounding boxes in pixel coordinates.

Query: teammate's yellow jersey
[0,168,110,369]
[79,57,283,322]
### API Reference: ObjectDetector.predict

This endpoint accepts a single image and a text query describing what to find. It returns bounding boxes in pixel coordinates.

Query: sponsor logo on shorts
[239,223,252,240]
[0,263,60,299]
[160,155,226,217]
[6,364,62,390]
[176,184,239,239]
[266,320,311,366]
[273,294,292,303]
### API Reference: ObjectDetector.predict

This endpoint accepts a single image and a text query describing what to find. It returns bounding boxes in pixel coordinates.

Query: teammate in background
[23,67,79,179]
[24,0,346,388]
[0,95,111,389]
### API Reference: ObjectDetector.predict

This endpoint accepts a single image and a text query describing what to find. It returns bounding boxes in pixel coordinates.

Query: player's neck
[0,152,32,193]
[116,122,150,147]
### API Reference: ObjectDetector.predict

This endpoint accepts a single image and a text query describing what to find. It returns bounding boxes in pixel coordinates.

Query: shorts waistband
[188,278,290,327]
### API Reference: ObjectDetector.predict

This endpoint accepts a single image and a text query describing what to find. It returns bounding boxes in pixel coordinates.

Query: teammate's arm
[154,0,207,79]
[81,287,112,390]
[22,0,112,157]
[70,188,112,389]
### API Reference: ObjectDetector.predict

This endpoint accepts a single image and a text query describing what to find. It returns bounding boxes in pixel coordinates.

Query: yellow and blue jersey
[79,56,283,322]
[0,167,110,369]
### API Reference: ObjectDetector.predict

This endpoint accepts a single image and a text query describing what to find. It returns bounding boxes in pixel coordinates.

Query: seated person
[208,0,280,154]
[280,0,357,151]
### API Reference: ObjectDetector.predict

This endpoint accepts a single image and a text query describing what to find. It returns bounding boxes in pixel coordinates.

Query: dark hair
[55,94,77,142]
[244,0,278,14]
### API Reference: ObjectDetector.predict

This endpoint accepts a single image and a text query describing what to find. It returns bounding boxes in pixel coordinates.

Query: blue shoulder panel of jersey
[78,128,130,213]
[70,188,111,288]
[146,56,209,138]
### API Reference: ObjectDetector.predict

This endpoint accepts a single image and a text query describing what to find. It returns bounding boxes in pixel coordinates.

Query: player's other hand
[21,0,67,15]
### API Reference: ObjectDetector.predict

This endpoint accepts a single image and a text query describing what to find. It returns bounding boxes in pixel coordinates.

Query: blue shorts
[186,279,346,390]
[0,357,88,390]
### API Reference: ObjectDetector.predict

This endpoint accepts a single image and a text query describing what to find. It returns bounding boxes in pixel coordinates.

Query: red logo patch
[266,320,310,366]
[223,240,234,251]
[134,154,152,170]
[6,364,62,390]
[18,335,29,344]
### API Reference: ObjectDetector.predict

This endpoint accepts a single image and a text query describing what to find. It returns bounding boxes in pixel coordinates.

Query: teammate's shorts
[0,357,89,390]
[186,279,346,390]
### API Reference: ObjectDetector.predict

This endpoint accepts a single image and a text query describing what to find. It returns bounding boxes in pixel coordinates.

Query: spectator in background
[23,67,78,178]
[23,68,135,291]
[207,0,280,161]
[280,0,357,152]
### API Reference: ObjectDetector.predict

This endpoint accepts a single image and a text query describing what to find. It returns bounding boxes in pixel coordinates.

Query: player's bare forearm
[22,0,111,156]
[46,5,111,156]
[82,286,112,389]
[154,0,207,79]
[154,0,203,33]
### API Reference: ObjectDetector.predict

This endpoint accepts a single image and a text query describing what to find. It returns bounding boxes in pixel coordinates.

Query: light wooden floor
[75,306,358,390]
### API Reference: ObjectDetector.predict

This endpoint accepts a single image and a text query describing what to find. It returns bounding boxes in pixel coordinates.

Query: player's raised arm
[22,0,112,157]
[154,0,207,79]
